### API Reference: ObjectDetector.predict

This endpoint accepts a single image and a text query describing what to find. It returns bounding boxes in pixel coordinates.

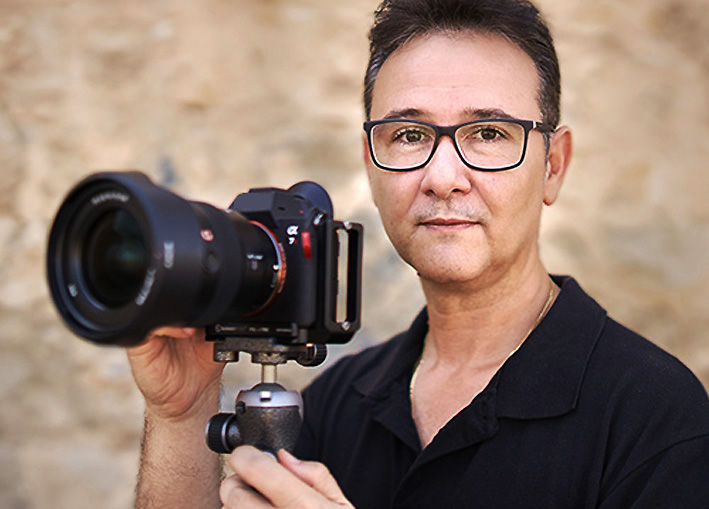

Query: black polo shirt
[294,276,709,508]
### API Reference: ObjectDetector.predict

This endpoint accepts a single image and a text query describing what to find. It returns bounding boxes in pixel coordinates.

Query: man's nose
[420,136,473,200]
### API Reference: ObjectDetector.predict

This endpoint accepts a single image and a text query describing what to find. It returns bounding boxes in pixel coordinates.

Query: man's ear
[543,126,573,206]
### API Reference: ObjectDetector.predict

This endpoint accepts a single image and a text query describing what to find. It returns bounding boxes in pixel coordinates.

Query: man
[129,0,709,507]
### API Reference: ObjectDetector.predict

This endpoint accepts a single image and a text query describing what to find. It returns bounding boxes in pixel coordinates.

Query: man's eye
[394,128,427,144]
[476,127,504,141]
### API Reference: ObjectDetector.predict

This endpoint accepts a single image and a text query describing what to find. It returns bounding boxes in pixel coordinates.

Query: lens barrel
[46,172,282,346]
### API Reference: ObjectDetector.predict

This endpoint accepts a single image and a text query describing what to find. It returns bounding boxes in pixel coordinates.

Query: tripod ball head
[206,383,303,454]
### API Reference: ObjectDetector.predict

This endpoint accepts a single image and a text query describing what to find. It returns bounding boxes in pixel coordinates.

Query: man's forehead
[370,30,541,121]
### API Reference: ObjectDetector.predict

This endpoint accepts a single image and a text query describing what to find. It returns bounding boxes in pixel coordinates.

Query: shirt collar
[352,308,427,401]
[495,275,606,418]
[352,276,607,420]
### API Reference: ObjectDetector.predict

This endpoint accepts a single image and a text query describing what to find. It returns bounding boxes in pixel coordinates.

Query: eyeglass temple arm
[533,121,556,134]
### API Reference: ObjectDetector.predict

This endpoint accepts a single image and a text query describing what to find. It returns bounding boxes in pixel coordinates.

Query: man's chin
[412,260,488,287]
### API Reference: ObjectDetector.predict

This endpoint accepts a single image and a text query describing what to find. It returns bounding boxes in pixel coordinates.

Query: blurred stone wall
[0,0,707,507]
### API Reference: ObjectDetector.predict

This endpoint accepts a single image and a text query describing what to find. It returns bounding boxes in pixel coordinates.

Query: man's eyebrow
[462,107,517,120]
[382,108,425,120]
[380,107,518,121]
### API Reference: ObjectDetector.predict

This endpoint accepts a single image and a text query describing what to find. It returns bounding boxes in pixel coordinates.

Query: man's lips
[418,217,480,229]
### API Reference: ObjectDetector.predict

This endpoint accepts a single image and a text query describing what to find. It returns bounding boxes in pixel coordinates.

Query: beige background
[1,0,707,507]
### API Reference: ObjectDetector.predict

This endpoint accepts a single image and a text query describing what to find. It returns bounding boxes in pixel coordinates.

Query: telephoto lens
[46,172,284,346]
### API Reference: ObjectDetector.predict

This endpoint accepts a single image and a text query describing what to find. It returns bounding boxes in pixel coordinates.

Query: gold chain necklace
[409,277,557,408]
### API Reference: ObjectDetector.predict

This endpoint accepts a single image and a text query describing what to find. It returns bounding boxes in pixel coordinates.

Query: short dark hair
[364,0,561,128]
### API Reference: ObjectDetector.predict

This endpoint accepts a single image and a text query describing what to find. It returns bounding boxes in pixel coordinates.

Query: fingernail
[278,449,301,465]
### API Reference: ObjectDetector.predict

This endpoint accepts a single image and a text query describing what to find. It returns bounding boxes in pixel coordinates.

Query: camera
[47,170,363,454]
[46,171,363,350]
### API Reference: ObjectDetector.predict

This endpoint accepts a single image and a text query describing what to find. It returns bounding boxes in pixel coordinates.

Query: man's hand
[220,446,354,508]
[128,327,226,509]
[127,326,225,421]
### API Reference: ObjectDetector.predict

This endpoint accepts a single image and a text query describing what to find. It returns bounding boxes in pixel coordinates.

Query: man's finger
[277,449,351,505]
[149,326,197,339]
[220,474,271,508]
[227,446,332,507]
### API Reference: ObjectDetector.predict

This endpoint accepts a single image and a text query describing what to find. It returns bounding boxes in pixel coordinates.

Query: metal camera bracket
[210,336,328,367]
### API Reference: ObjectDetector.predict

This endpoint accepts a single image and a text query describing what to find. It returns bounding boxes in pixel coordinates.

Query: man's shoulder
[579,317,709,496]
[556,275,706,402]
[583,315,709,454]
[593,316,706,398]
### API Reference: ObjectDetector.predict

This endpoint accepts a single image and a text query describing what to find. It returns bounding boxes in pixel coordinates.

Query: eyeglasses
[363,118,555,172]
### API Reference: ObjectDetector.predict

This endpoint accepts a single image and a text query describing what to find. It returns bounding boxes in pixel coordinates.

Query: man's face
[364,30,564,288]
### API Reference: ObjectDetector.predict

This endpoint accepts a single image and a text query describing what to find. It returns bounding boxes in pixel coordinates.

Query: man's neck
[418,264,556,370]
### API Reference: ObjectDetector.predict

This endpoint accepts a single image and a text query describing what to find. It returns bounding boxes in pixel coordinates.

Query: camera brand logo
[90,191,129,206]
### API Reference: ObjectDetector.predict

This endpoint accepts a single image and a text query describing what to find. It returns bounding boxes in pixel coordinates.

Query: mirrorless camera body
[46,171,362,352]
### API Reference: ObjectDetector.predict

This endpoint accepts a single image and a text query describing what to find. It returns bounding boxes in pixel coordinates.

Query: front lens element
[83,209,149,307]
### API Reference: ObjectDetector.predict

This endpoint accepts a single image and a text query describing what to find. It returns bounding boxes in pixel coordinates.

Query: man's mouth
[418,217,480,229]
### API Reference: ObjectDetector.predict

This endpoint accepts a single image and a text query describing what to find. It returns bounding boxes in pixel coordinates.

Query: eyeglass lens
[369,120,527,170]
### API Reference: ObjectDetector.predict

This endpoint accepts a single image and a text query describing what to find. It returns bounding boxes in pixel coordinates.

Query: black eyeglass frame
[363,117,555,172]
